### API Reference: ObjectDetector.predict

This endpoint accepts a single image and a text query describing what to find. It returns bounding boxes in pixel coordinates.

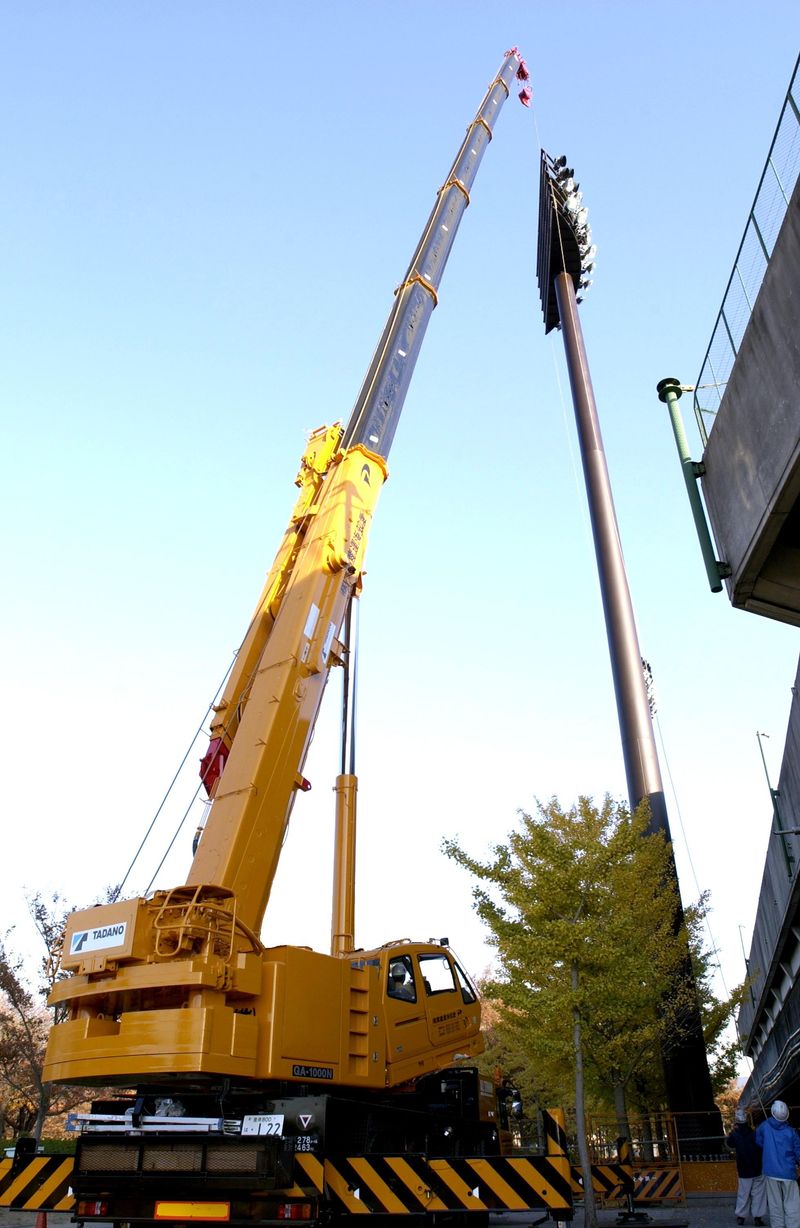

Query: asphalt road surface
[0,1196,742,1228]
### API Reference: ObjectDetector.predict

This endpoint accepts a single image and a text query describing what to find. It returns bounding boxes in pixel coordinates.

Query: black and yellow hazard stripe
[2,1146,574,1217]
[571,1163,632,1199]
[542,1108,569,1157]
[633,1167,683,1202]
[483,1155,572,1212]
[315,1154,573,1215]
[0,1156,75,1211]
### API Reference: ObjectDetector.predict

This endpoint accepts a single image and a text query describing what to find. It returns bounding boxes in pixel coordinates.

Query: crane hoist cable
[111,639,249,901]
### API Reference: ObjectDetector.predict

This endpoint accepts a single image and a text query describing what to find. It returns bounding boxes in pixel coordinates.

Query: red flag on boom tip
[504,47,532,104]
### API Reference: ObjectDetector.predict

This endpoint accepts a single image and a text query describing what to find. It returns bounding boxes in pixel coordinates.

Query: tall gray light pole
[536,151,722,1149]
[553,271,670,832]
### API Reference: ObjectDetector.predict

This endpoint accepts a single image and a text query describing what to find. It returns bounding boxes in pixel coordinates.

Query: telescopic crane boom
[44,50,521,1095]
[189,52,520,936]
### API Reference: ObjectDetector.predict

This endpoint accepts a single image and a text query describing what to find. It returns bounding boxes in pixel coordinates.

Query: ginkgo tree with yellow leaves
[445,795,742,1228]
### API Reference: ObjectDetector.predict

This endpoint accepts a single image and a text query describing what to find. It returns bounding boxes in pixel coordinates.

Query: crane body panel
[48,929,482,1088]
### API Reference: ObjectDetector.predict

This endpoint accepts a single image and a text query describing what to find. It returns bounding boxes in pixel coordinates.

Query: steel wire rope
[132,574,297,895]
[652,701,769,1110]
[142,774,210,896]
[141,617,276,895]
[652,709,728,990]
[110,650,240,902]
[112,578,282,900]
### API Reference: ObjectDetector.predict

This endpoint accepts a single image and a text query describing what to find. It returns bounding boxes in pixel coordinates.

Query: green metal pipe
[656,377,728,593]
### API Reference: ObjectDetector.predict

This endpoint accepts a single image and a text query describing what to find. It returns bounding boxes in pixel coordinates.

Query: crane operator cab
[388,957,417,1001]
[378,940,484,1083]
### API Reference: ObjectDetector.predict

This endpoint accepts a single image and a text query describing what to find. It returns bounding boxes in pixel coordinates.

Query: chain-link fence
[694,55,800,444]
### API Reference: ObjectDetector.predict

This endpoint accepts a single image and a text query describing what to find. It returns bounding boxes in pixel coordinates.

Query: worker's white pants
[736,1175,767,1219]
[765,1176,800,1228]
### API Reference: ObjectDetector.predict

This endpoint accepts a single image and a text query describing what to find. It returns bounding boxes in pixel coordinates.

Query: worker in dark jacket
[755,1100,800,1228]
[727,1108,766,1225]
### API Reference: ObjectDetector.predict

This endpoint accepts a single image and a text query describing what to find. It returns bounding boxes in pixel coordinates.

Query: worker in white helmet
[727,1108,766,1225]
[755,1101,800,1228]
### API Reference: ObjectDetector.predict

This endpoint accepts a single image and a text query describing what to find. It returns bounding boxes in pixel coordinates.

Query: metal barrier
[0,1149,575,1218]
[632,1166,684,1203]
[582,1110,736,1205]
[694,53,800,444]
[570,1162,632,1201]
[0,1155,75,1212]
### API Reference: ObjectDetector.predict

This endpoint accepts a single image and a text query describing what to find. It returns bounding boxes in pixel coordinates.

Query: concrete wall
[701,178,800,626]
[739,656,800,1101]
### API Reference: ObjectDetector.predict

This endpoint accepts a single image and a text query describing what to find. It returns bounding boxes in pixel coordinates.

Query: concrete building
[688,55,800,1105]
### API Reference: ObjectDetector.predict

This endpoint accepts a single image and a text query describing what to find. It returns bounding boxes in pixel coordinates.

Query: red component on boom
[199,736,229,797]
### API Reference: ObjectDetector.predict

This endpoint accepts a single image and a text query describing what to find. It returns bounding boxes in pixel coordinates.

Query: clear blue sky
[2,4,798,1024]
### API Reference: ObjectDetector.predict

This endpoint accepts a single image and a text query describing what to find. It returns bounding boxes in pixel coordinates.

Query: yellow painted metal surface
[186,441,388,931]
[155,1202,231,1220]
[44,433,416,1093]
[681,1159,736,1194]
[0,1156,75,1212]
[331,773,358,957]
[44,935,482,1089]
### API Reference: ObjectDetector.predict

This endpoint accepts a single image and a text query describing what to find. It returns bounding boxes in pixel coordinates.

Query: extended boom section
[343,55,519,458]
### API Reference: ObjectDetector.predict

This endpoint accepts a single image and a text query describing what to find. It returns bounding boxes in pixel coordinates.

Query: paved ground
[0,1196,744,1228]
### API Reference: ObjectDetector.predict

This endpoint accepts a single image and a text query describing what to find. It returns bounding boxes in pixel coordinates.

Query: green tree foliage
[476,997,563,1143]
[447,797,744,1150]
[445,798,690,1121]
[683,894,747,1095]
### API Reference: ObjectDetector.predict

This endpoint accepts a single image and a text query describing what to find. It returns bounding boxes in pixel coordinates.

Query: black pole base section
[667,1092,727,1161]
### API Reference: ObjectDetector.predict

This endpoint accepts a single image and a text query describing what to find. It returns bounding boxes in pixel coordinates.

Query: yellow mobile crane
[42,50,572,1228]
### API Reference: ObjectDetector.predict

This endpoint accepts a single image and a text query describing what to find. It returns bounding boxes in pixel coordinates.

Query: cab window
[418,953,457,995]
[454,960,478,1005]
[387,955,417,1002]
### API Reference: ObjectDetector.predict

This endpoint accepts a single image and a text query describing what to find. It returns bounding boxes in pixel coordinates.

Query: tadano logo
[70,922,127,956]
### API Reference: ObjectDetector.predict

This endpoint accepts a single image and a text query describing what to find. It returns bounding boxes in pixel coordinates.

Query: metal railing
[694,54,800,444]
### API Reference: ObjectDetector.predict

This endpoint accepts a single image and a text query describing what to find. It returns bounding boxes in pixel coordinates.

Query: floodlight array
[548,153,597,300]
[536,150,598,332]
